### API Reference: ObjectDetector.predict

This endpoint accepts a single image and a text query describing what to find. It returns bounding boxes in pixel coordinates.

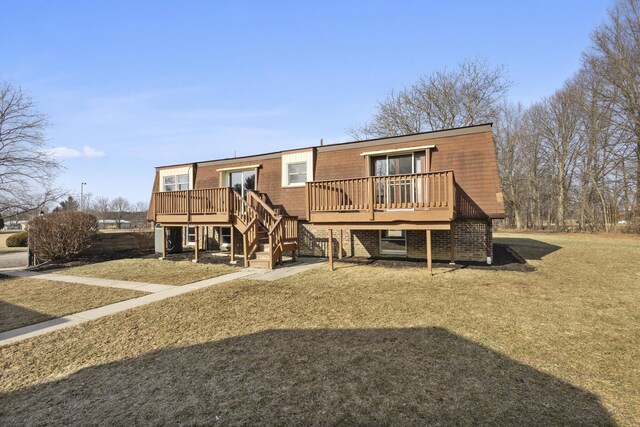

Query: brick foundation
[298,219,492,263]
[83,231,154,255]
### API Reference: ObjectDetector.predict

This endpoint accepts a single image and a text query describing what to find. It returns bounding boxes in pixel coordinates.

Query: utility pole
[80,182,87,211]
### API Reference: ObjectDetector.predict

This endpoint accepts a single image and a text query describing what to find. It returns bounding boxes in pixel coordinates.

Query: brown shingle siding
[149,126,505,221]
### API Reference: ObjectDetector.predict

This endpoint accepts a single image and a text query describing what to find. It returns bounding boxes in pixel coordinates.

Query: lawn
[55,258,239,285]
[0,276,144,333]
[1,232,639,425]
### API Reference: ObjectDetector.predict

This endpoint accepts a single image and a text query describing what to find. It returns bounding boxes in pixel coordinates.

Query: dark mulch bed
[336,243,533,272]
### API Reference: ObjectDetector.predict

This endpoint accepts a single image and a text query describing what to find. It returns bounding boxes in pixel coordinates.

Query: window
[379,230,407,255]
[287,162,307,185]
[186,226,196,245]
[373,152,424,205]
[220,227,231,245]
[228,170,256,199]
[282,150,313,187]
[373,152,423,177]
[163,174,189,192]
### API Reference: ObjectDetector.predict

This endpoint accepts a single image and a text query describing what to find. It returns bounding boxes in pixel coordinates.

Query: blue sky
[2,0,611,204]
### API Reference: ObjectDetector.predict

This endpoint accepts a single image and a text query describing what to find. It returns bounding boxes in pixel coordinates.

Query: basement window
[185,226,196,245]
[379,230,407,255]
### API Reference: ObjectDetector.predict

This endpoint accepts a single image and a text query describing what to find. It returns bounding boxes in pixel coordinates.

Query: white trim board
[360,145,435,157]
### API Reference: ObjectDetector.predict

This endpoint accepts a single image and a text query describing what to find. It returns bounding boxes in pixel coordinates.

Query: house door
[373,153,421,205]
[228,170,256,200]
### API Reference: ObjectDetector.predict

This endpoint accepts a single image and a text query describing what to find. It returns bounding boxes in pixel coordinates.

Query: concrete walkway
[247,257,326,281]
[0,257,326,347]
[2,270,175,293]
[0,251,28,269]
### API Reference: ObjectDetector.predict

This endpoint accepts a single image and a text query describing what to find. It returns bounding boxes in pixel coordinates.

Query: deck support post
[193,226,200,262]
[449,225,455,265]
[230,227,235,264]
[426,229,432,276]
[368,179,375,220]
[243,233,249,268]
[328,229,334,271]
[161,226,167,259]
[338,229,343,259]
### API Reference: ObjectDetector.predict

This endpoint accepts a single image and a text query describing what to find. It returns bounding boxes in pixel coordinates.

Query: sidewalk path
[0,251,27,269]
[0,270,255,346]
[2,270,175,293]
[0,257,326,346]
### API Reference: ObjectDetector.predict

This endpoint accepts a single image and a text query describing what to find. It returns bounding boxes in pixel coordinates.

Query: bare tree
[351,59,512,138]
[0,82,62,218]
[91,196,111,222]
[133,201,148,216]
[110,196,131,229]
[536,79,585,230]
[495,103,528,228]
[587,0,640,222]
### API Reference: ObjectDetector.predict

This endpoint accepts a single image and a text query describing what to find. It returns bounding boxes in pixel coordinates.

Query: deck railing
[154,186,298,269]
[305,170,456,222]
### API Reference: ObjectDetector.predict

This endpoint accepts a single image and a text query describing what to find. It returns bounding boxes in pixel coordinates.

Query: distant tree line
[53,195,148,229]
[352,0,639,232]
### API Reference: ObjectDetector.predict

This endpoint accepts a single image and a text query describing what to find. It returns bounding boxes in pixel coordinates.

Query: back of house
[147,123,505,270]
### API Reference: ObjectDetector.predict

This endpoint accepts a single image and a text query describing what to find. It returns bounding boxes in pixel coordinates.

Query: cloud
[82,146,106,158]
[49,145,106,159]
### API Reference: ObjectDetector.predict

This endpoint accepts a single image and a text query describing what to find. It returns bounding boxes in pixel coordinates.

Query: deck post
[368,178,375,220]
[338,229,343,259]
[449,225,455,265]
[328,229,334,271]
[230,227,235,264]
[426,229,432,276]
[305,183,310,222]
[161,225,167,259]
[194,225,200,262]
[243,233,249,268]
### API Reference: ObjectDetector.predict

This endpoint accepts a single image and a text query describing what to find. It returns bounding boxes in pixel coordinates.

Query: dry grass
[55,258,238,285]
[0,232,639,425]
[0,277,144,333]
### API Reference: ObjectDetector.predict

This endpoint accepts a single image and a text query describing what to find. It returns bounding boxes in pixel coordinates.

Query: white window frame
[282,150,313,188]
[163,173,189,192]
[159,166,193,192]
[372,152,423,177]
[373,152,424,207]
[379,230,407,255]
[287,161,307,186]
[185,226,196,245]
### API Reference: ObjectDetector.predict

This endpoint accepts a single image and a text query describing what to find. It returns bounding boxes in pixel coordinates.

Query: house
[147,123,505,273]
[3,220,29,230]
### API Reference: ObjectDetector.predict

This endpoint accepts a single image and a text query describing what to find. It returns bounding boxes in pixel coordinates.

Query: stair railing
[232,189,298,269]
[268,216,284,269]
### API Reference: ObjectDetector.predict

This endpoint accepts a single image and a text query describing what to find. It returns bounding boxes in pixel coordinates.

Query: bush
[28,212,98,263]
[6,231,28,247]
[131,227,154,249]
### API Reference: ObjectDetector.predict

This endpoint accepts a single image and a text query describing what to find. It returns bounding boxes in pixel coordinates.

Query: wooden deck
[153,188,298,269]
[154,188,232,224]
[304,170,456,227]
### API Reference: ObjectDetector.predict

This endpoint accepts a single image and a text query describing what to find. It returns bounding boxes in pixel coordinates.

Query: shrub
[28,212,98,263]
[131,226,154,249]
[6,231,28,247]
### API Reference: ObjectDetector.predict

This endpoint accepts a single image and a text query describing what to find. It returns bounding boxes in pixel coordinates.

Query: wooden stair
[249,240,271,269]
[230,191,298,270]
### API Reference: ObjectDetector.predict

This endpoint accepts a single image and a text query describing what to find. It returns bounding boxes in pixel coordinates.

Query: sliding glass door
[373,152,423,206]
[228,170,256,200]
